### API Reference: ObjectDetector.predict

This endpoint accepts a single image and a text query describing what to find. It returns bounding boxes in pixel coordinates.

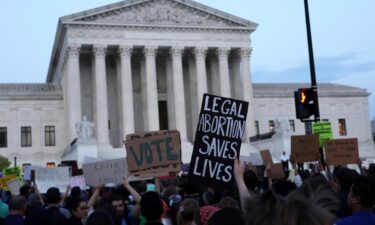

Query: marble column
[93,45,110,145]
[231,54,243,100]
[65,44,82,142]
[240,48,256,141]
[193,47,208,107]
[217,47,231,98]
[118,46,135,139]
[170,47,187,141]
[143,46,160,131]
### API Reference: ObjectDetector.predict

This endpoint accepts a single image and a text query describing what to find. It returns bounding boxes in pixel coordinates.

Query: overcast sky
[0,0,374,118]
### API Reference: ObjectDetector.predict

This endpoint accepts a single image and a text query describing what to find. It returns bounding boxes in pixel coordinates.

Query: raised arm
[234,158,251,212]
[123,177,141,204]
[87,185,103,209]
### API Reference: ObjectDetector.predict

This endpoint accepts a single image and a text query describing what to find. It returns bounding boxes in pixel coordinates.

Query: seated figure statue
[75,116,95,141]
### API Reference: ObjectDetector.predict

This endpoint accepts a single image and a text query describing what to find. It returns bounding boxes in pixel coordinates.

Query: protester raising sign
[189,94,248,187]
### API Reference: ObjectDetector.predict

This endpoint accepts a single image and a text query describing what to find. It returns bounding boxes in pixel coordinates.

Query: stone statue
[275,116,291,134]
[76,116,95,141]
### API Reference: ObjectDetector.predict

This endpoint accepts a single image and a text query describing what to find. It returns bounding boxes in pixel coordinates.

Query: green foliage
[0,155,11,171]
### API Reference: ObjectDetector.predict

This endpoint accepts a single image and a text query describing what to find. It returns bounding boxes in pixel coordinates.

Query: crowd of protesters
[0,155,374,225]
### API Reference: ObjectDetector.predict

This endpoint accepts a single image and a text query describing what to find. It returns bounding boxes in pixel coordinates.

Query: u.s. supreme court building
[0,0,374,167]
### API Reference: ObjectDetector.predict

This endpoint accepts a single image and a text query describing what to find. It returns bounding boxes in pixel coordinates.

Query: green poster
[312,121,333,147]
[2,166,23,181]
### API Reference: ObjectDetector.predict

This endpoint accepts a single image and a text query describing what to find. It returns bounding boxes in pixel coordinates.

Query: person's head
[70,186,82,198]
[208,208,244,225]
[28,192,43,209]
[272,180,297,197]
[110,194,125,216]
[217,196,239,210]
[201,191,214,206]
[9,195,27,216]
[46,187,61,204]
[177,198,200,225]
[279,191,336,225]
[20,184,31,199]
[282,151,286,155]
[140,191,163,222]
[68,197,88,219]
[333,167,359,192]
[347,175,375,211]
[86,210,115,225]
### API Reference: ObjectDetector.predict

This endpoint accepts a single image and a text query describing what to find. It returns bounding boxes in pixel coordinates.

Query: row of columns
[64,44,255,145]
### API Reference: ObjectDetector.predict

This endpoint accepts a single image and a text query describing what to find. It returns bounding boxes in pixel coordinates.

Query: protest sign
[313,122,333,147]
[82,158,128,186]
[6,178,21,195]
[23,165,43,181]
[35,167,70,193]
[125,130,181,176]
[260,150,273,166]
[270,163,285,179]
[0,175,17,189]
[325,138,359,165]
[69,175,86,189]
[3,167,23,181]
[291,135,319,163]
[189,94,249,187]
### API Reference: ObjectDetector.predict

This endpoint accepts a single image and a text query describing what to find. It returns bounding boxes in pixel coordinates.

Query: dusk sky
[1,0,374,117]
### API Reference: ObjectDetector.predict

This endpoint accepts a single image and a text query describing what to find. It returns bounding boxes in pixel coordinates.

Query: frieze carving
[77,0,242,28]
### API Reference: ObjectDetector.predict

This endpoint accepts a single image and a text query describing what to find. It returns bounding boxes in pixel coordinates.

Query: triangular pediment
[61,0,257,29]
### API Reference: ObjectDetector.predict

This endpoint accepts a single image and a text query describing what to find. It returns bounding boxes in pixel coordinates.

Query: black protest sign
[188,94,248,187]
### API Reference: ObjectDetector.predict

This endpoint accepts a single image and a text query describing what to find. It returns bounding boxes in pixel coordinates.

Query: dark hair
[208,208,244,225]
[9,195,27,211]
[110,194,124,203]
[65,197,85,212]
[86,210,115,225]
[70,186,81,198]
[351,175,375,208]
[140,191,163,222]
[272,180,297,197]
[46,187,61,204]
[333,167,359,191]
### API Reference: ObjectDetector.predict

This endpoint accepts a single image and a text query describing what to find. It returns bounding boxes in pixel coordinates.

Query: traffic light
[294,88,317,121]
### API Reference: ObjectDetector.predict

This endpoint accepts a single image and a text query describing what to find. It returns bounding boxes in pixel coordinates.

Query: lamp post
[304,0,320,122]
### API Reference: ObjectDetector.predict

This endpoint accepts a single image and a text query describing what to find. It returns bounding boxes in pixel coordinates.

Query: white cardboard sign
[35,167,70,193]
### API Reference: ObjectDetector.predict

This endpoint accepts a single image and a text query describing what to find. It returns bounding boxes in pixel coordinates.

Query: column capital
[118,46,133,59]
[216,47,231,58]
[93,45,107,58]
[239,47,253,58]
[66,44,81,58]
[193,47,207,59]
[143,46,158,58]
[169,47,184,58]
